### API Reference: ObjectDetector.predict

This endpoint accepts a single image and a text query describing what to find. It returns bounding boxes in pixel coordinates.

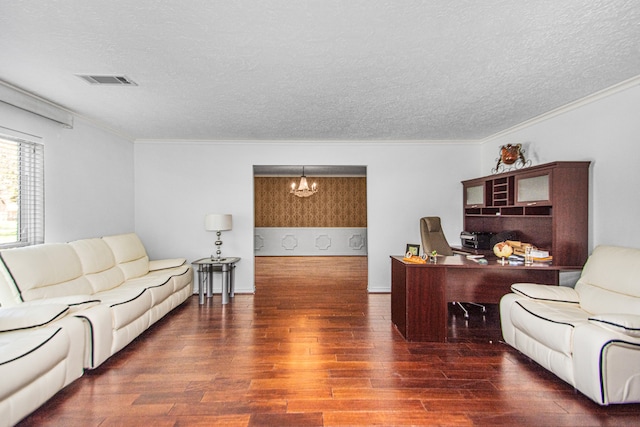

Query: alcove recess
[462,161,590,267]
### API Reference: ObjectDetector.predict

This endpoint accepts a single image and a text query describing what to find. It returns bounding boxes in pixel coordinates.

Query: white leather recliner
[500,245,640,405]
[0,304,86,427]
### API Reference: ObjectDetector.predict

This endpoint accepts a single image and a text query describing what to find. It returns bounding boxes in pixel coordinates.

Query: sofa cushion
[0,244,93,301]
[0,327,70,400]
[0,305,69,333]
[121,275,175,307]
[578,246,640,297]
[102,233,150,280]
[511,283,580,303]
[69,238,116,275]
[0,259,22,306]
[588,314,640,338]
[85,266,126,294]
[147,264,192,292]
[511,299,590,356]
[93,287,153,330]
[575,282,640,316]
[118,256,150,281]
[70,238,126,293]
[19,295,100,313]
[169,266,193,293]
[149,258,187,271]
[576,246,640,315]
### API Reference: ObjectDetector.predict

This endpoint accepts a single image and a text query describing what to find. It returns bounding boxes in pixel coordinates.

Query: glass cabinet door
[464,183,485,207]
[516,171,551,205]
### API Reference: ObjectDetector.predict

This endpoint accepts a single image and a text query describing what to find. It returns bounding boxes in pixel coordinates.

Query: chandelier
[290,166,318,198]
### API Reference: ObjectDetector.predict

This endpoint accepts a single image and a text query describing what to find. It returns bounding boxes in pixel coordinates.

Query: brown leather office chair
[419,216,486,319]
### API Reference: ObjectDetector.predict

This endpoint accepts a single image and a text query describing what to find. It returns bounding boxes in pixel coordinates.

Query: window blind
[0,134,44,248]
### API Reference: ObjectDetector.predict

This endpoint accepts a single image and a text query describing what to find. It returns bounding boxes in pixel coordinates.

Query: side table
[192,257,241,305]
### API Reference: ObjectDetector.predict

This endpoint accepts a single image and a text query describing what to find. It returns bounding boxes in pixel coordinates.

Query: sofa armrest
[149,258,187,271]
[573,321,640,405]
[19,295,101,313]
[0,304,69,332]
[73,304,113,369]
[588,314,640,338]
[510,282,580,303]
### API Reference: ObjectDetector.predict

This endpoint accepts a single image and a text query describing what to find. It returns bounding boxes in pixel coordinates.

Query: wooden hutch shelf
[462,161,590,267]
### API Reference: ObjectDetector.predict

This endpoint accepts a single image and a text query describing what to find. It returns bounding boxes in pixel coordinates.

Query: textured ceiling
[1,1,640,141]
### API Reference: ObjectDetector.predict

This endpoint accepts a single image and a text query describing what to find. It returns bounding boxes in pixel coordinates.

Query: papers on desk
[506,254,553,265]
[507,255,525,265]
[466,255,488,265]
[466,252,553,266]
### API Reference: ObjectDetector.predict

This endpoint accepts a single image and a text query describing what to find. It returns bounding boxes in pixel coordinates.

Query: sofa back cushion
[70,238,125,293]
[0,260,22,306]
[102,233,150,280]
[0,244,93,301]
[576,245,640,314]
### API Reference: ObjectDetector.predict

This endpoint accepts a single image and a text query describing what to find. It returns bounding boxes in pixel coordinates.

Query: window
[0,134,44,248]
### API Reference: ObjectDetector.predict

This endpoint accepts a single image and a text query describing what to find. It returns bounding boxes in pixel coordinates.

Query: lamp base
[212,234,225,261]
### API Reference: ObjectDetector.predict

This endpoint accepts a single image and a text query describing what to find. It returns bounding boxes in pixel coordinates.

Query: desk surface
[390,255,579,271]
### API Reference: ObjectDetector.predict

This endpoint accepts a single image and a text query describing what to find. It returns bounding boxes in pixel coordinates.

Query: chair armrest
[510,282,580,304]
[149,258,187,271]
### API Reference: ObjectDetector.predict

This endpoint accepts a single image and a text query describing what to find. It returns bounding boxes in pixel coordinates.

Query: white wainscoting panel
[254,227,367,256]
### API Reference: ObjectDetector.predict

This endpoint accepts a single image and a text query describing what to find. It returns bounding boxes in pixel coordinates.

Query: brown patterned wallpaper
[254,177,367,227]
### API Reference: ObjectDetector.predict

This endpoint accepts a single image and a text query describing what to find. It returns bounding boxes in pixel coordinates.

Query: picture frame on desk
[406,244,420,257]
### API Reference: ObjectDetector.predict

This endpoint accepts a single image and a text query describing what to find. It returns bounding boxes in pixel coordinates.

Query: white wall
[6,80,638,293]
[134,141,481,293]
[480,83,640,251]
[136,82,640,294]
[0,103,134,242]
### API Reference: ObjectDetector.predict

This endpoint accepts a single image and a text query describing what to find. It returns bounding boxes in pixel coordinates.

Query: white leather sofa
[0,304,86,427]
[0,233,192,426]
[500,245,640,405]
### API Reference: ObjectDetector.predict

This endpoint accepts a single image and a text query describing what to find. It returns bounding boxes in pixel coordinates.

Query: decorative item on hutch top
[492,143,532,173]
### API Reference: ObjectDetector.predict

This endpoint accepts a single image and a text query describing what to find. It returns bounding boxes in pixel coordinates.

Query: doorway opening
[253,165,368,291]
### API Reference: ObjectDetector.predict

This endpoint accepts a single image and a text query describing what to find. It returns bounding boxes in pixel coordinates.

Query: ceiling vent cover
[76,74,137,85]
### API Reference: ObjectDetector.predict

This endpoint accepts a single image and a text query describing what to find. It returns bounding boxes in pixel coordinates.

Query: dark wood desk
[391,255,579,342]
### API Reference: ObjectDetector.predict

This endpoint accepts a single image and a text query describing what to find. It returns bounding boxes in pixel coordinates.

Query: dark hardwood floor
[19,257,640,426]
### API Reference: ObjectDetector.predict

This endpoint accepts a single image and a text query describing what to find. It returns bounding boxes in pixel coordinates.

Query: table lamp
[204,213,232,261]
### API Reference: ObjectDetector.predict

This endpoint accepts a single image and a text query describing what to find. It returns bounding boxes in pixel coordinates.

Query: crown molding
[0,80,73,128]
[481,74,640,144]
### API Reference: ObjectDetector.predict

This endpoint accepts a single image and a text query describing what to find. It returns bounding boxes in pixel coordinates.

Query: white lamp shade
[204,214,232,231]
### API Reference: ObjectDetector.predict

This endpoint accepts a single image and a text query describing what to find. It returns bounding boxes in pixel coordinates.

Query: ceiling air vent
[76,74,138,85]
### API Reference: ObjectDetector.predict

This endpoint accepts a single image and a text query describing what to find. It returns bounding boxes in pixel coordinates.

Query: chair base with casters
[453,301,486,319]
